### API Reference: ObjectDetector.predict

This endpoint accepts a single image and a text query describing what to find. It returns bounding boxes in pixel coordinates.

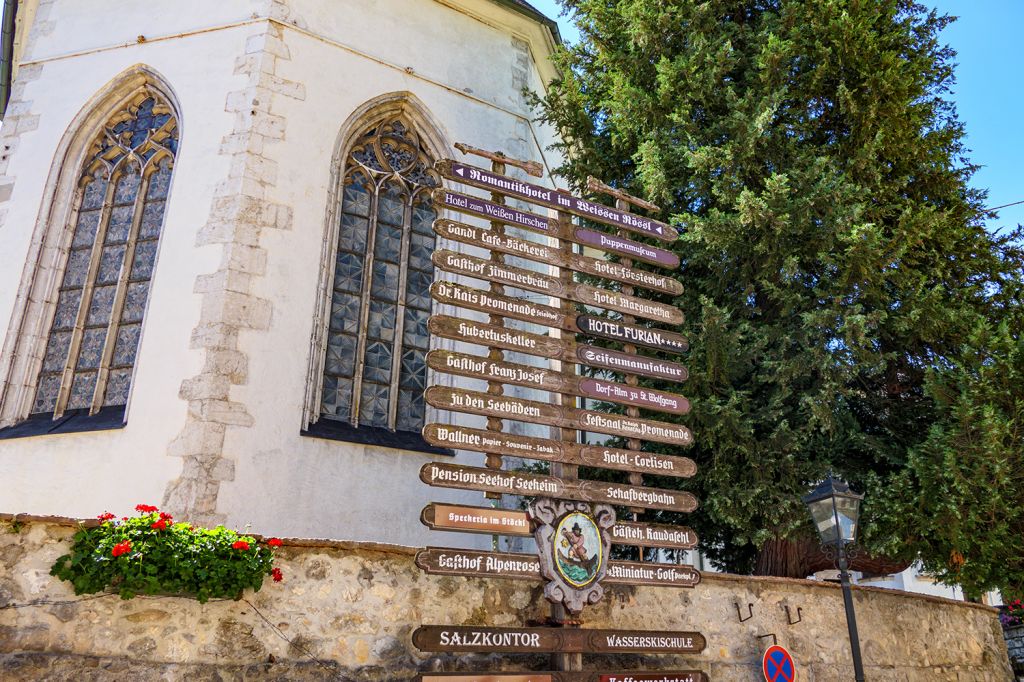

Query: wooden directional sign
[574,228,680,269]
[421,503,698,551]
[419,673,708,682]
[428,350,691,415]
[576,343,687,382]
[433,188,556,234]
[422,424,696,478]
[432,190,680,270]
[413,624,704,654]
[415,547,701,587]
[420,462,698,513]
[576,315,689,356]
[421,503,533,537]
[428,315,689,383]
[434,219,684,296]
[432,250,684,325]
[431,281,687,358]
[610,520,698,550]
[437,160,679,242]
[426,387,693,446]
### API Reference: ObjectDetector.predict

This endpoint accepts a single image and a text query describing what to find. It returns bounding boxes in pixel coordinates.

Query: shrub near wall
[0,516,1014,681]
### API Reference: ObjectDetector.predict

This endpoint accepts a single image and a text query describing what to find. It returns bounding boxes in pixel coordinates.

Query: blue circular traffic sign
[762,644,796,682]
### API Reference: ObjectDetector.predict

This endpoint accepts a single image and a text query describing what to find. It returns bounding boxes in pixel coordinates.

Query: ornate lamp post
[803,477,866,682]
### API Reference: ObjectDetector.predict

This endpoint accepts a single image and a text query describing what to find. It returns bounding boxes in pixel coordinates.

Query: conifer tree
[536,0,1023,586]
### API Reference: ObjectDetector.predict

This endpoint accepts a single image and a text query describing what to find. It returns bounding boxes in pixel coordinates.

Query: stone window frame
[302,94,456,447]
[0,68,180,431]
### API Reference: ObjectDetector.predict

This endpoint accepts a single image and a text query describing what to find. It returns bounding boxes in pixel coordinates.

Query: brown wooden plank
[420,503,698,551]
[430,281,688,358]
[419,673,708,682]
[437,160,678,242]
[427,350,690,416]
[422,424,696,478]
[425,387,693,447]
[427,315,688,384]
[413,624,704,654]
[432,190,680,269]
[434,219,684,296]
[415,546,701,588]
[420,462,698,513]
[421,503,532,537]
[432,250,684,325]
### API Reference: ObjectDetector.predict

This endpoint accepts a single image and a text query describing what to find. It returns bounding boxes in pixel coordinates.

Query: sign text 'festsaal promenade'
[413,147,704,674]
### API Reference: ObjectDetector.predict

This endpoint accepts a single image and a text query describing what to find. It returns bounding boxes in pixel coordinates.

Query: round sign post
[762,644,796,682]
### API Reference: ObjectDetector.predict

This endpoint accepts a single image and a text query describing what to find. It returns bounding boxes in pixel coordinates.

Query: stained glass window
[320,118,437,432]
[31,92,177,417]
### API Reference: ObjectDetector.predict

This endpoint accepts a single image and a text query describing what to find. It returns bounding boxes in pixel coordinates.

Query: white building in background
[0,0,996,609]
[0,0,561,548]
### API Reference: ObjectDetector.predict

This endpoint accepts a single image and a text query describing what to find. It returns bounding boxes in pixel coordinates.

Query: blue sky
[530,0,1024,234]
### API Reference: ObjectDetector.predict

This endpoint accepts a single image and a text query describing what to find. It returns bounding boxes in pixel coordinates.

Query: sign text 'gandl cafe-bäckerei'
[412,143,706,677]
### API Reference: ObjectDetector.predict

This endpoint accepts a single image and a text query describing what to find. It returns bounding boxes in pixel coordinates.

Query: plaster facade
[0,0,562,545]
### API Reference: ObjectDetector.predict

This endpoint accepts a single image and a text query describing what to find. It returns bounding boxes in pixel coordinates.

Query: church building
[0,0,562,546]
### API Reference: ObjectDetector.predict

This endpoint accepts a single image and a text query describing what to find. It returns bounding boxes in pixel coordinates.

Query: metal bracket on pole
[785,605,803,625]
[757,633,778,646]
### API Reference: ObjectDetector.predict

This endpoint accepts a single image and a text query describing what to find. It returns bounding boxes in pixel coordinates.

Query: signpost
[413,143,705,679]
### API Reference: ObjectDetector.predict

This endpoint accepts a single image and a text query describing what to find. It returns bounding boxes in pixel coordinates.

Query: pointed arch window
[31,92,177,419]
[318,118,438,434]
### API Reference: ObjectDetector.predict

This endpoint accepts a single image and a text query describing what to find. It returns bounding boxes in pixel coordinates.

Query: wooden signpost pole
[484,156,508,503]
[552,198,582,672]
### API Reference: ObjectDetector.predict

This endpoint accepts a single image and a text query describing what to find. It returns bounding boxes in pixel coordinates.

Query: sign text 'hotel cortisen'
[412,144,705,677]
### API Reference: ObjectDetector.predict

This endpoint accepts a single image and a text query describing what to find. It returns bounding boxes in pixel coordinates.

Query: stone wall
[1005,624,1024,679]
[0,517,1013,681]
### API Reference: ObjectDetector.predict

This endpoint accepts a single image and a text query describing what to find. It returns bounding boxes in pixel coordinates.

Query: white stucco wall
[0,0,563,547]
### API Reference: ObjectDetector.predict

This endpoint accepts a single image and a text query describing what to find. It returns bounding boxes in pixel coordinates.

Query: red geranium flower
[97,512,116,522]
[271,567,283,582]
[151,519,168,531]
[267,538,282,547]
[232,540,250,551]
[159,512,173,522]
[111,541,132,557]
[135,504,158,514]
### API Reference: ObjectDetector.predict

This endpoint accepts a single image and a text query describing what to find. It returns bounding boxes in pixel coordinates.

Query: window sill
[301,418,453,457]
[0,406,127,441]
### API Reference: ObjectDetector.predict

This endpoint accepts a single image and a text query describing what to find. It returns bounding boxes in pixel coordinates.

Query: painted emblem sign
[555,512,603,587]
[532,499,614,612]
[763,645,797,682]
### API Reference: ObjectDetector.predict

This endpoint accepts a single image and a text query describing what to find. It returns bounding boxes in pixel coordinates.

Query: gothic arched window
[31,92,177,418]
[318,118,438,434]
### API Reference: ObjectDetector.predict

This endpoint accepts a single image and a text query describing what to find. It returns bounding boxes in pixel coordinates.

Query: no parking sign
[762,644,796,682]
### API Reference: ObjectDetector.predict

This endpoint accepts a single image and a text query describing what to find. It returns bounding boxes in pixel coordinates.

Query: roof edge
[490,0,562,45]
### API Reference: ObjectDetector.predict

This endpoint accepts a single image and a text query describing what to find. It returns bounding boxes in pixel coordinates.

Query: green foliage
[873,319,1024,599]
[51,506,280,603]
[536,0,1024,585]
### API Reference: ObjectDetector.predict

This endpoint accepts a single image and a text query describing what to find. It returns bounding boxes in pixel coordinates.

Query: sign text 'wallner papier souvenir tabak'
[416,144,703,672]
[422,424,696,478]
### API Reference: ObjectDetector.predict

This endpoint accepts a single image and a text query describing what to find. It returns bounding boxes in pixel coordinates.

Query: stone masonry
[0,516,1013,681]
[162,15,300,526]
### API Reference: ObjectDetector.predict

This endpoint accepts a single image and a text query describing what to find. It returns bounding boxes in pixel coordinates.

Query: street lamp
[803,477,866,682]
